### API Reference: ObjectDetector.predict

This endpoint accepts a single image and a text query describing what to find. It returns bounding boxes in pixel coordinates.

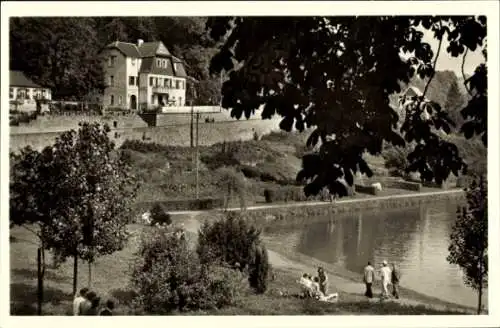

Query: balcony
[152,86,172,94]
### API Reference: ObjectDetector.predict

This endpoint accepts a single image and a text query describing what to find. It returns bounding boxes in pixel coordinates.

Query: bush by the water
[130,227,245,314]
[197,212,270,293]
[150,203,172,226]
[248,243,270,294]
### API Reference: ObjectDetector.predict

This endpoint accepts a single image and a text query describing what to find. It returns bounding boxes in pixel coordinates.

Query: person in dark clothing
[391,263,401,299]
[80,291,96,315]
[86,296,101,315]
[363,261,375,298]
[99,299,115,316]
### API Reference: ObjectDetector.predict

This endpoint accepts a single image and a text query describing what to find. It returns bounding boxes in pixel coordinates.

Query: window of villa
[109,56,116,67]
[157,59,161,67]
[110,94,114,105]
[179,97,183,106]
[175,80,180,89]
[129,76,135,86]
[149,77,153,86]
[119,96,123,105]
[109,75,114,86]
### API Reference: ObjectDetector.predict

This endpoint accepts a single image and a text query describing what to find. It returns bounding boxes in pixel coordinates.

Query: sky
[421,28,486,77]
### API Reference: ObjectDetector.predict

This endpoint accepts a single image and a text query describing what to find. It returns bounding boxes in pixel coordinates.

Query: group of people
[298,267,339,302]
[73,288,115,316]
[363,260,401,300]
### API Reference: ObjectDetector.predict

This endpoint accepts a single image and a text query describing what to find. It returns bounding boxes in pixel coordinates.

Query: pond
[264,200,487,309]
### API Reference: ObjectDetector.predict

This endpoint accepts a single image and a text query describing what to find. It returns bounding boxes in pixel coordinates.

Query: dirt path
[169,189,463,216]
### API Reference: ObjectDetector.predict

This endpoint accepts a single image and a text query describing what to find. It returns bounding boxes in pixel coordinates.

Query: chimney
[137,39,144,47]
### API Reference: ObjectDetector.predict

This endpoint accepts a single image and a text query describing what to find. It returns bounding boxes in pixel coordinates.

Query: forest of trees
[9,17,222,104]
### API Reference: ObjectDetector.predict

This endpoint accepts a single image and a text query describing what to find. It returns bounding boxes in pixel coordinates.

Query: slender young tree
[447,176,488,314]
[10,123,139,297]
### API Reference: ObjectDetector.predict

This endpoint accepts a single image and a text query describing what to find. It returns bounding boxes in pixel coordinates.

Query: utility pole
[190,98,194,148]
[195,112,200,200]
[219,71,223,112]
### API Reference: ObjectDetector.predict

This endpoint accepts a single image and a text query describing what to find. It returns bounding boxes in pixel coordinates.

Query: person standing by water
[379,260,392,299]
[317,267,329,295]
[363,262,375,298]
[391,263,401,299]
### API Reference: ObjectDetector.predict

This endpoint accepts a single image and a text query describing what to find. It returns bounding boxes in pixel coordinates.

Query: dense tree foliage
[206,16,487,196]
[10,17,105,100]
[447,177,487,314]
[10,17,221,104]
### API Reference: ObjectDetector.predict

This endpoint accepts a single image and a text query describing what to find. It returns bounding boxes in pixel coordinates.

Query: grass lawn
[10,223,468,316]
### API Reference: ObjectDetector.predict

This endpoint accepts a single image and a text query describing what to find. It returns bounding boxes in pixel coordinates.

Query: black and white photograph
[1,1,498,326]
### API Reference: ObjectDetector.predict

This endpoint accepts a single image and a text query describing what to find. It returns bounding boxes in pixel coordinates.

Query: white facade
[101,40,188,112]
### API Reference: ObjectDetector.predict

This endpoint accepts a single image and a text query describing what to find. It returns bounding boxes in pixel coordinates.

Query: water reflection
[268,201,487,308]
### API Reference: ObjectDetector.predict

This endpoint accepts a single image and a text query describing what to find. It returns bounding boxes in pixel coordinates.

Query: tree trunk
[87,261,92,288]
[477,283,483,314]
[37,248,44,315]
[72,255,78,296]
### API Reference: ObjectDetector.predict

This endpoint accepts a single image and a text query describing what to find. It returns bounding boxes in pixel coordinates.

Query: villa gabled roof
[104,41,142,58]
[138,41,173,57]
[103,40,189,78]
[139,57,175,75]
[10,70,43,88]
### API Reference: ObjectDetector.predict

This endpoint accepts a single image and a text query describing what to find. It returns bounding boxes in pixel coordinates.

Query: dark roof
[138,42,161,57]
[103,40,188,78]
[173,62,188,77]
[104,41,141,57]
[139,57,174,76]
[10,71,43,88]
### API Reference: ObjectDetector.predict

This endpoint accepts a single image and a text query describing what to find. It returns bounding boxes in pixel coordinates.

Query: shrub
[382,145,410,177]
[197,212,270,293]
[248,243,270,294]
[215,167,247,210]
[150,203,172,226]
[264,189,274,203]
[130,227,243,314]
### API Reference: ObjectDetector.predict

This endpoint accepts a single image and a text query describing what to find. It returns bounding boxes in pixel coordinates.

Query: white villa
[100,39,189,111]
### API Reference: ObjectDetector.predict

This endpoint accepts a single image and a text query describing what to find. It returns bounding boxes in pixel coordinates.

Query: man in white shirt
[73,288,89,315]
[379,260,392,299]
[298,274,314,298]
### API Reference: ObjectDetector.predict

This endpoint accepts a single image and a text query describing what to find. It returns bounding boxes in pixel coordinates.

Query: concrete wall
[10,115,283,151]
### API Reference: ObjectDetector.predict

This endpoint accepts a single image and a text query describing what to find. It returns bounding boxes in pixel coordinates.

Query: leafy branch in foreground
[207,16,487,196]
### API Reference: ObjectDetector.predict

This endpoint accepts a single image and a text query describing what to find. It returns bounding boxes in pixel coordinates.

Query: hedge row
[10,112,38,126]
[263,185,324,203]
[354,184,379,196]
[137,197,225,212]
[385,180,422,192]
